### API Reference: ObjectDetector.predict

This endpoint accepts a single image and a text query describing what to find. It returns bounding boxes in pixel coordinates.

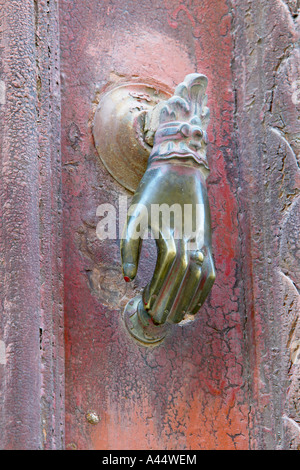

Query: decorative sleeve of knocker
[93,74,216,345]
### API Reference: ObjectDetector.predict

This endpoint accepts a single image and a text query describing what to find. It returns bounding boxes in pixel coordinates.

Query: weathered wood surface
[0,0,64,449]
[61,0,299,449]
[232,0,300,449]
[60,0,250,450]
[0,0,298,450]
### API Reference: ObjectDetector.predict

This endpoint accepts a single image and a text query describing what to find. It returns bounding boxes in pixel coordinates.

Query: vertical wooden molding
[232,0,300,450]
[35,0,65,450]
[0,0,64,449]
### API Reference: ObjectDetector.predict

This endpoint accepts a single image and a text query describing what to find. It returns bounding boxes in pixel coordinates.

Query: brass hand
[121,161,215,325]
[121,74,216,340]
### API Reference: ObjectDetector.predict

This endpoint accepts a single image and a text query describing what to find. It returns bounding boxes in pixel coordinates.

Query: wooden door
[60,0,249,450]
[0,0,298,450]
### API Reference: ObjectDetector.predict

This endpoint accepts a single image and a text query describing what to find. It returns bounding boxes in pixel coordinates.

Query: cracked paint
[61,0,249,450]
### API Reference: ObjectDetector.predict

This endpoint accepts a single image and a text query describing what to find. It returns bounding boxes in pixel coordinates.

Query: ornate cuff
[146,74,210,175]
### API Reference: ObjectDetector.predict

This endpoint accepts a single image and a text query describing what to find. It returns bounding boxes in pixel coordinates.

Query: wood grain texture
[60,0,250,450]
[232,0,300,449]
[0,0,64,449]
[0,0,298,451]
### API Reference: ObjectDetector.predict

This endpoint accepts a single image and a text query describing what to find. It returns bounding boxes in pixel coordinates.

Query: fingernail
[123,263,136,280]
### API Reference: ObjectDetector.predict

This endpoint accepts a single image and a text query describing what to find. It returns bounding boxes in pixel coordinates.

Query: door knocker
[93,74,216,345]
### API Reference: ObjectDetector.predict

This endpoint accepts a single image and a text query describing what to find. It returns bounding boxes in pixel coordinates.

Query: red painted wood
[0,0,297,451]
[60,0,250,449]
[0,0,42,449]
[35,0,65,450]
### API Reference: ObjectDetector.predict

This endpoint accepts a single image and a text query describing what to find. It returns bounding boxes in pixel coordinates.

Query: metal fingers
[121,205,215,325]
[149,239,189,324]
[147,239,214,325]
[185,251,216,317]
[166,250,205,323]
[121,203,148,281]
[143,231,176,310]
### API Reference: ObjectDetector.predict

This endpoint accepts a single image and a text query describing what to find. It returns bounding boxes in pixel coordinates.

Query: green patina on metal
[121,74,216,345]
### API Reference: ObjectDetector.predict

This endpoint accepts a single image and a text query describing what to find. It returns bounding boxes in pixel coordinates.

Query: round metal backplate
[123,295,168,346]
[92,81,171,193]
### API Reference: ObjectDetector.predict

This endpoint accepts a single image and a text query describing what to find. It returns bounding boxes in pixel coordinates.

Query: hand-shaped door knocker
[93,74,216,345]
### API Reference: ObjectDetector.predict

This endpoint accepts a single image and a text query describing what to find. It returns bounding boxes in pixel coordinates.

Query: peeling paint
[61,0,248,450]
